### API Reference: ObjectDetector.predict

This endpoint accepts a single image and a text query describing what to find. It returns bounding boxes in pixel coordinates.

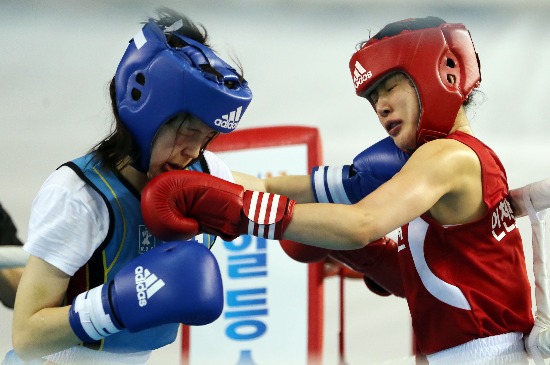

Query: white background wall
[1,1,550,364]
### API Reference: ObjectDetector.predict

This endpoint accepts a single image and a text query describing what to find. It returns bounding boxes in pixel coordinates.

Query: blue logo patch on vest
[139,225,161,254]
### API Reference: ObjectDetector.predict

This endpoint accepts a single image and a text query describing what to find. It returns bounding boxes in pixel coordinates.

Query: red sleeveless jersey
[398,131,533,355]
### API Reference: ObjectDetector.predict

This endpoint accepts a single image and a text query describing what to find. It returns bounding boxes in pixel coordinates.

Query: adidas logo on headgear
[134,266,165,307]
[214,106,242,130]
[353,61,372,89]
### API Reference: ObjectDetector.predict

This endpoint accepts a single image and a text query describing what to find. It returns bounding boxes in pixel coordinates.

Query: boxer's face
[148,115,217,179]
[370,73,420,152]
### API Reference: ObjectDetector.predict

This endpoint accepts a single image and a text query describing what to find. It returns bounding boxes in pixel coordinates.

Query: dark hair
[374,16,445,40]
[89,8,213,173]
[153,7,210,46]
[463,89,485,112]
[357,17,446,51]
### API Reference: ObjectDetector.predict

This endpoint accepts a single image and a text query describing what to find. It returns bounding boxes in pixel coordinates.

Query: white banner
[184,127,323,365]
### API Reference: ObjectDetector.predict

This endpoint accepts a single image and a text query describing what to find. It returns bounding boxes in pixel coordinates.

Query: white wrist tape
[311,165,352,204]
[523,178,550,361]
[537,327,550,357]
[69,284,121,342]
[529,178,550,213]
[242,191,291,240]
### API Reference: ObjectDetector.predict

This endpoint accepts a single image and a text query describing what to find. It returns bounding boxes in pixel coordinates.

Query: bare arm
[12,256,81,361]
[283,139,482,249]
[233,171,315,203]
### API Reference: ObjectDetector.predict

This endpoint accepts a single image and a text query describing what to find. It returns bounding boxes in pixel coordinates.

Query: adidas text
[134,266,166,307]
[214,106,242,130]
[353,61,372,89]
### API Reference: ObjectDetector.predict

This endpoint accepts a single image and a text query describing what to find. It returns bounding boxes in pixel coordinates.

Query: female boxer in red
[141,17,535,364]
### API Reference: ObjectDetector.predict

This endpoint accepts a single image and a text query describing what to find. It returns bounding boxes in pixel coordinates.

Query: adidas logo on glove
[214,106,242,130]
[135,266,165,307]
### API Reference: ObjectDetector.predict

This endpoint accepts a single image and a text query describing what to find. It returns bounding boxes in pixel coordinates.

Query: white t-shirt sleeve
[203,150,235,183]
[25,166,109,276]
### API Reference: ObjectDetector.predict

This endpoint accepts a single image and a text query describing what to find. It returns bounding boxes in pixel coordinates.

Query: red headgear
[349,17,481,147]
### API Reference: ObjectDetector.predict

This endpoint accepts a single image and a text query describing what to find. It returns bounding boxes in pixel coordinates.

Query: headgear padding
[349,17,481,147]
[115,20,253,172]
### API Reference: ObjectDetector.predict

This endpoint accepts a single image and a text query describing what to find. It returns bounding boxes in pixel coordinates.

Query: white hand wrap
[529,178,550,212]
[521,181,550,363]
[511,178,550,217]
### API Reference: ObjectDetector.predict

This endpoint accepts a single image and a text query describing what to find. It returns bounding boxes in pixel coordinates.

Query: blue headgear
[115,20,253,172]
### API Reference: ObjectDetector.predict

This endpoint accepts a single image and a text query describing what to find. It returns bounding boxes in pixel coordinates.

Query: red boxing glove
[328,236,405,297]
[141,171,295,242]
[280,239,329,263]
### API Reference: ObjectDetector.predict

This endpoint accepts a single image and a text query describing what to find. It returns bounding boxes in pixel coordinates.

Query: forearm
[510,178,550,217]
[264,175,315,203]
[12,256,81,360]
[284,202,376,249]
[233,172,314,203]
[13,306,81,361]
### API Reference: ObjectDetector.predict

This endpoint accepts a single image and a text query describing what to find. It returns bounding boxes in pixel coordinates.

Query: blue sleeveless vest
[63,153,216,353]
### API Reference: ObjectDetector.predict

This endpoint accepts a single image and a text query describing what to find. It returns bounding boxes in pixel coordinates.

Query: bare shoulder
[408,137,479,175]
[397,137,481,204]
[20,256,70,292]
[408,137,484,224]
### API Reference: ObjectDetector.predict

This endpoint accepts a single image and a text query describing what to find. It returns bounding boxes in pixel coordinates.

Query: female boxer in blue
[6,8,251,364]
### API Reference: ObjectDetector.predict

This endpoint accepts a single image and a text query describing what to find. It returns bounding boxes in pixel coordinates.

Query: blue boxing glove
[68,241,223,343]
[312,137,410,204]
